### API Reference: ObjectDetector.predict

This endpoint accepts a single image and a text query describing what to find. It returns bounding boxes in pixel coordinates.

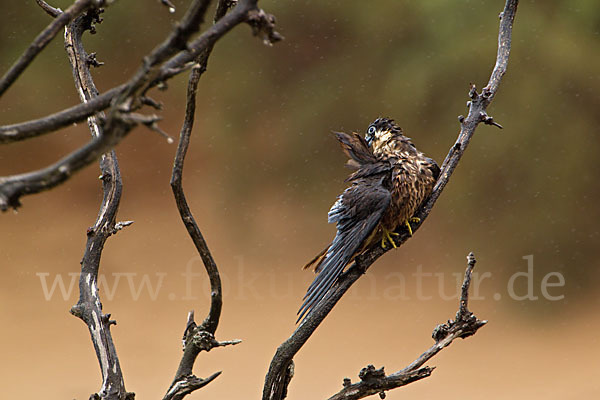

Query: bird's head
[365,117,403,147]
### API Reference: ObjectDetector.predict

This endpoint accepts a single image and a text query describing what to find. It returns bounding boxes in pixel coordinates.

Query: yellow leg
[405,217,421,236]
[381,228,399,249]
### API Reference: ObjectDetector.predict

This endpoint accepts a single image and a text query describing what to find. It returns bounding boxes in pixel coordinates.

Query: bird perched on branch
[298,118,439,322]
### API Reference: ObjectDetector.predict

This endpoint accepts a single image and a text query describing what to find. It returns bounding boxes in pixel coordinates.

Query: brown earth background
[1,1,599,399]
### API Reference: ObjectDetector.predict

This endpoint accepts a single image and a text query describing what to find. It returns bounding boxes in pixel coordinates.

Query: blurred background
[1,0,599,398]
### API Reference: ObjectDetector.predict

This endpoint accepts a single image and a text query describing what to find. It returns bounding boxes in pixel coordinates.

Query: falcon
[298,118,439,322]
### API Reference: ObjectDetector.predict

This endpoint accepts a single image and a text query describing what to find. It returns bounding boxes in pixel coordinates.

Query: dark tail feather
[297,171,391,324]
[296,235,359,323]
[297,260,345,322]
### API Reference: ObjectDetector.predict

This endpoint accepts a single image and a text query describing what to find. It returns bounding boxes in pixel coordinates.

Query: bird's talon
[405,217,420,236]
[404,220,414,236]
[381,228,398,249]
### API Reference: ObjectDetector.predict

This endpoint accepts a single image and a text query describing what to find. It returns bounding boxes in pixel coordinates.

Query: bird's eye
[367,126,376,135]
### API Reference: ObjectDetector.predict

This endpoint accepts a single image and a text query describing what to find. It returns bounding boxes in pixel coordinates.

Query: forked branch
[164,5,243,399]
[263,1,518,399]
[0,0,99,96]
[164,64,240,400]
[0,0,281,211]
[328,253,486,400]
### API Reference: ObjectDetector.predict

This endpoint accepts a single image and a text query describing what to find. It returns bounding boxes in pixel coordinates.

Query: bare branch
[162,65,227,398]
[0,0,281,145]
[170,62,223,335]
[422,0,519,213]
[115,0,213,108]
[112,220,134,234]
[329,366,433,400]
[214,0,236,22]
[163,371,221,400]
[247,8,284,46]
[459,252,477,315]
[0,85,123,144]
[35,0,62,18]
[327,253,486,400]
[164,5,243,398]
[0,115,134,211]
[262,1,518,399]
[0,0,281,210]
[159,0,177,14]
[160,0,281,79]
[0,0,99,96]
[63,9,131,400]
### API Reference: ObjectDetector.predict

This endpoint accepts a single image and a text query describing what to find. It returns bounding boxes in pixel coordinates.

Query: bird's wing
[334,131,376,168]
[332,130,392,181]
[426,157,441,181]
[347,161,392,181]
[297,177,391,322]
